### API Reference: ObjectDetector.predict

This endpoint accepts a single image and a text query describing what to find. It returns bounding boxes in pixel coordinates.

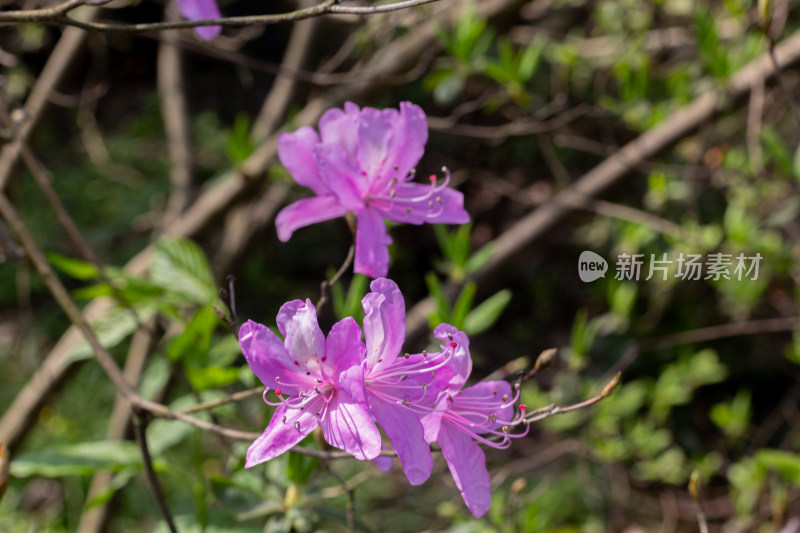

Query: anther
[422,350,428,358]
[282,415,287,423]
[447,333,453,341]
[436,197,443,204]
[502,426,509,433]
[400,375,408,381]
[314,386,322,395]
[404,353,410,358]
[502,394,508,402]
[316,412,321,419]
[294,421,301,431]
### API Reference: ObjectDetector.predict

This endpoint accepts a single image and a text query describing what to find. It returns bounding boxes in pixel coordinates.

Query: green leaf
[67,305,156,364]
[46,252,99,280]
[10,441,141,477]
[450,282,477,330]
[756,450,800,487]
[463,289,511,336]
[286,447,319,486]
[225,113,256,165]
[150,237,219,306]
[167,304,219,363]
[187,366,241,391]
[425,271,450,326]
[518,37,546,81]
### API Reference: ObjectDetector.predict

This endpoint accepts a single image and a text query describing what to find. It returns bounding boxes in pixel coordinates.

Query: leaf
[187,366,241,391]
[10,441,141,478]
[518,37,546,81]
[150,237,219,306]
[47,252,100,280]
[425,271,450,326]
[463,289,511,336]
[167,304,219,363]
[450,281,477,330]
[67,305,156,365]
[757,450,800,486]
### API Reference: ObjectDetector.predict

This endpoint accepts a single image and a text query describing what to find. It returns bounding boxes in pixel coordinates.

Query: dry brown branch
[77,321,157,533]
[404,28,800,345]
[250,0,320,142]
[0,7,99,192]
[158,5,194,227]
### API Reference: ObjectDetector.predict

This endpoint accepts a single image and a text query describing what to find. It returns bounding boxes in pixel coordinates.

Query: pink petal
[356,107,397,184]
[376,101,428,188]
[276,299,326,374]
[354,208,392,278]
[277,127,330,195]
[434,324,472,392]
[372,184,469,226]
[438,421,492,518]
[320,391,382,460]
[238,320,313,395]
[245,403,320,467]
[324,318,365,379]
[370,396,432,485]
[318,103,360,160]
[275,194,346,242]
[314,144,367,211]
[362,277,405,372]
[175,0,221,40]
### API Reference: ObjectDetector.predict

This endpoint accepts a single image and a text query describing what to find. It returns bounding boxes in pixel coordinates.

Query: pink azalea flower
[421,325,529,518]
[340,278,471,485]
[175,0,222,41]
[239,300,382,467]
[275,102,470,278]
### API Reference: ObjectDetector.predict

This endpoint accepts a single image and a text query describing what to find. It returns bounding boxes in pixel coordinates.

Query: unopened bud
[602,372,621,398]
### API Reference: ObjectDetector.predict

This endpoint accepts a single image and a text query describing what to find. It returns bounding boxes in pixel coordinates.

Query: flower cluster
[241,278,528,517]
[275,102,470,278]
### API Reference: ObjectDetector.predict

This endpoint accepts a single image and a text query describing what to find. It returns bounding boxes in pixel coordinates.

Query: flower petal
[354,207,392,278]
[438,421,492,518]
[324,318,365,379]
[245,403,319,467]
[314,143,366,210]
[175,0,221,40]
[373,184,469,226]
[370,397,432,485]
[376,101,428,188]
[320,391,382,460]
[356,107,397,184]
[362,277,405,372]
[318,102,361,160]
[276,299,326,375]
[275,195,346,242]
[238,320,312,395]
[277,127,330,195]
[434,324,472,392]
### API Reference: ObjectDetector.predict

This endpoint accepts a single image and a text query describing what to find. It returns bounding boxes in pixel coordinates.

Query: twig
[316,243,355,310]
[689,471,709,533]
[10,0,446,33]
[524,372,620,424]
[158,4,194,228]
[78,321,158,533]
[180,386,263,414]
[0,7,99,192]
[250,0,320,142]
[768,39,800,128]
[132,410,178,533]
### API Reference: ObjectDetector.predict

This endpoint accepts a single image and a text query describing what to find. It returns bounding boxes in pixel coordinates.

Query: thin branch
[2,0,445,33]
[180,387,263,414]
[768,39,800,127]
[524,372,620,424]
[316,243,356,310]
[132,411,178,533]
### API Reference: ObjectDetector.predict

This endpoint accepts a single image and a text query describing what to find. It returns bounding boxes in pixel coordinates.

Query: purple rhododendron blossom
[342,278,470,486]
[175,0,222,40]
[239,300,382,467]
[421,325,529,518]
[275,102,470,278]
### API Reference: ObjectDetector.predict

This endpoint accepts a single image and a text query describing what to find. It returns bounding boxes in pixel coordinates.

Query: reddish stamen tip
[520,404,527,410]
[275,389,282,396]
[449,342,457,348]
[429,175,436,182]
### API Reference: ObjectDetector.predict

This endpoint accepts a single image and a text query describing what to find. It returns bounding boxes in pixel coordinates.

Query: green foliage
[10,441,142,477]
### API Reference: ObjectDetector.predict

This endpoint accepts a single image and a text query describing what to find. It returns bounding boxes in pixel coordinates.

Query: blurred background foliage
[2,0,800,531]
